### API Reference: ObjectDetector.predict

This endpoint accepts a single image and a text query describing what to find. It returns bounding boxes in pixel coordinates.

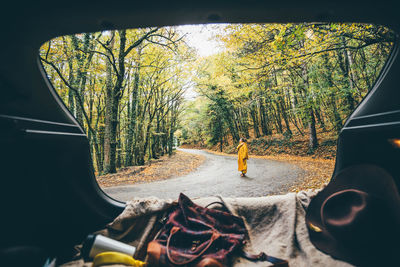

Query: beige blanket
[61,192,353,267]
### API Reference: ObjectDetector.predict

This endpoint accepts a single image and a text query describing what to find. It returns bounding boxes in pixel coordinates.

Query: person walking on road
[237,138,249,177]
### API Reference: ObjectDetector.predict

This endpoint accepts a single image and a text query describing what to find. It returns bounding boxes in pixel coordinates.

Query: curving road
[104,148,304,201]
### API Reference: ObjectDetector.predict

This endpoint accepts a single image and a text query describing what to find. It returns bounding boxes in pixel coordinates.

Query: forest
[180,23,394,153]
[39,23,395,174]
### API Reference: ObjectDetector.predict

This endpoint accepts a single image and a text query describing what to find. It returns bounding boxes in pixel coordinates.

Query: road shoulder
[96,150,206,188]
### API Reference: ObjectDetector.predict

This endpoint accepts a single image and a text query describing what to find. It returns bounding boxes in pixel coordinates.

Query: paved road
[104,148,304,201]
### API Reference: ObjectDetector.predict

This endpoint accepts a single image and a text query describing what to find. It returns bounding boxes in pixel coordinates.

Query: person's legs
[242,159,247,176]
[238,159,247,177]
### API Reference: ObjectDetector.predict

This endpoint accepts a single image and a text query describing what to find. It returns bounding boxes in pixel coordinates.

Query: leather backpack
[147,193,288,267]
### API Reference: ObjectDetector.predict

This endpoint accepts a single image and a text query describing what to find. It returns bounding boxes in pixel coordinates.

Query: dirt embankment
[96,150,206,188]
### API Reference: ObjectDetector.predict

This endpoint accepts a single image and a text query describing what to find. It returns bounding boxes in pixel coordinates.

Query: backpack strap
[242,251,289,267]
[166,226,220,265]
[205,201,229,211]
[206,199,289,267]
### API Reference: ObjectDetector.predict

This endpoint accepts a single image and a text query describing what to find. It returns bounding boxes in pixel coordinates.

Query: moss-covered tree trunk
[103,36,116,173]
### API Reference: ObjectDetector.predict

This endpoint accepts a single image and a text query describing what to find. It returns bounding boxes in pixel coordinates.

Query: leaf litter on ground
[96,151,206,188]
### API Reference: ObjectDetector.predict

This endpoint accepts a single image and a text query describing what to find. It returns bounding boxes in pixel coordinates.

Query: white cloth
[61,192,353,267]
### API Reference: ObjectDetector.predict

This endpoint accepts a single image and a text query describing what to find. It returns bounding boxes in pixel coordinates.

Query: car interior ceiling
[1,0,400,265]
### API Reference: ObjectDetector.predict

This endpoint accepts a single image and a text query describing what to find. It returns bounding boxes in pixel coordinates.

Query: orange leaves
[96,151,205,188]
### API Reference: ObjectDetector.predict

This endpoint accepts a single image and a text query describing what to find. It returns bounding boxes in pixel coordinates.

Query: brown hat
[306,164,400,266]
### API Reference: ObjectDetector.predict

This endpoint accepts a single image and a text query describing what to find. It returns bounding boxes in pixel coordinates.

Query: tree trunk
[279,99,292,136]
[308,108,318,150]
[103,40,117,173]
[250,104,260,138]
[271,103,283,134]
[67,58,75,115]
[300,48,318,151]
[325,53,343,133]
[337,38,355,114]
[259,99,271,135]
[125,52,141,166]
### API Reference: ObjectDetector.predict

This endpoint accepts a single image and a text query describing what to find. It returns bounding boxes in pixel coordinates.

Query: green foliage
[40,27,194,173]
[180,23,394,151]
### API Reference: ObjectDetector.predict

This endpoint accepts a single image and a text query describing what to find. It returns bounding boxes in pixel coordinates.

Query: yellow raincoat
[237,142,249,174]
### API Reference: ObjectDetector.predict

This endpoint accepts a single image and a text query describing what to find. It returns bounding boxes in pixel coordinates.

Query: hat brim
[305,164,400,266]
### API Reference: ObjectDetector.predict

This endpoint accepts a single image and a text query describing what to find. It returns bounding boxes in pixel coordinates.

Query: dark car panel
[1,0,400,263]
